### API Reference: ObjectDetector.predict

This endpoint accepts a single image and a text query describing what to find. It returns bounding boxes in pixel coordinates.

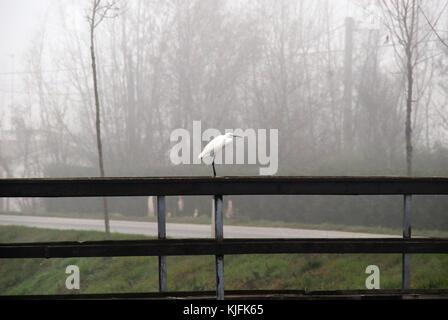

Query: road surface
[0,214,398,239]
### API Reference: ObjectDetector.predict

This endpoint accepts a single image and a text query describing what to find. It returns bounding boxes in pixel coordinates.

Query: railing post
[211,198,215,238]
[402,194,412,289]
[157,195,167,292]
[214,194,224,300]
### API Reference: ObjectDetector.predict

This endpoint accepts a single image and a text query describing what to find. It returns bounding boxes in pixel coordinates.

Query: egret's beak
[232,134,242,138]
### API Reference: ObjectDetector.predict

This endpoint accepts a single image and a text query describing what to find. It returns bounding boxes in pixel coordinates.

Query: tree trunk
[90,5,110,240]
[405,52,413,176]
[343,17,354,153]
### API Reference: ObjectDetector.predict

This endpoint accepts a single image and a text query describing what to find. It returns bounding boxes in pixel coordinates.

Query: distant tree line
[1,0,448,230]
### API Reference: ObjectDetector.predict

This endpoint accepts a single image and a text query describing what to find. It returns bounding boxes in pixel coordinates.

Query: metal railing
[1,176,448,299]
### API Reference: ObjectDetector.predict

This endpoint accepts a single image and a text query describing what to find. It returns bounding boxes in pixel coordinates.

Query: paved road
[0,214,398,239]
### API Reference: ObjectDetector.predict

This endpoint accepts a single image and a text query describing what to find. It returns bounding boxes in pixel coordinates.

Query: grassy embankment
[1,225,447,295]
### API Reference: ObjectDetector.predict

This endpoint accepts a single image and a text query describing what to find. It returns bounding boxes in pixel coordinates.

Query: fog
[0,0,448,231]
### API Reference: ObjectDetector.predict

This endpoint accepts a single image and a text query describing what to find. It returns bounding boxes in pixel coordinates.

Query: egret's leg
[212,158,216,177]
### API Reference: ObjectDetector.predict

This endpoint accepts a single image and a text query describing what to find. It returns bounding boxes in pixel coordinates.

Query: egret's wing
[198,135,225,159]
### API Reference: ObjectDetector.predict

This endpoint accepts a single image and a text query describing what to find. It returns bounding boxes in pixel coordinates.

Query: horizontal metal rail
[1,176,447,299]
[1,238,448,259]
[0,176,447,197]
[2,289,448,300]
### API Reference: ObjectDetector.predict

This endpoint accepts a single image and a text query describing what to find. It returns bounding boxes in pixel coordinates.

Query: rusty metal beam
[1,238,448,259]
[0,176,447,197]
[2,289,448,300]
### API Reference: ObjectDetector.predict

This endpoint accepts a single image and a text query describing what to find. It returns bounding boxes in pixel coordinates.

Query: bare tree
[379,0,425,176]
[87,0,119,239]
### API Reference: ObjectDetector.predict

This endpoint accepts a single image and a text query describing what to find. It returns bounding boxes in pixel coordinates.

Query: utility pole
[343,17,354,153]
[6,54,15,213]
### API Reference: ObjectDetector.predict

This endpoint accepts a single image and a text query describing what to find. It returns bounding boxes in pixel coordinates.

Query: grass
[0,225,448,295]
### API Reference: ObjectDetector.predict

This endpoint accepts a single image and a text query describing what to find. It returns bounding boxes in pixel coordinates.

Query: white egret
[198,133,242,177]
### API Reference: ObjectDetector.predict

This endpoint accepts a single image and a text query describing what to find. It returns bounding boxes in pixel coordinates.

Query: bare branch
[418,3,448,49]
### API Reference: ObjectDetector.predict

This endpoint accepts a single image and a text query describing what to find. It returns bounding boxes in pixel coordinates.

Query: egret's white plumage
[198,132,241,176]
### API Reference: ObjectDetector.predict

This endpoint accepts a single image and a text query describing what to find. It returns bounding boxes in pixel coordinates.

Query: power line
[0,65,117,76]
[0,68,83,76]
